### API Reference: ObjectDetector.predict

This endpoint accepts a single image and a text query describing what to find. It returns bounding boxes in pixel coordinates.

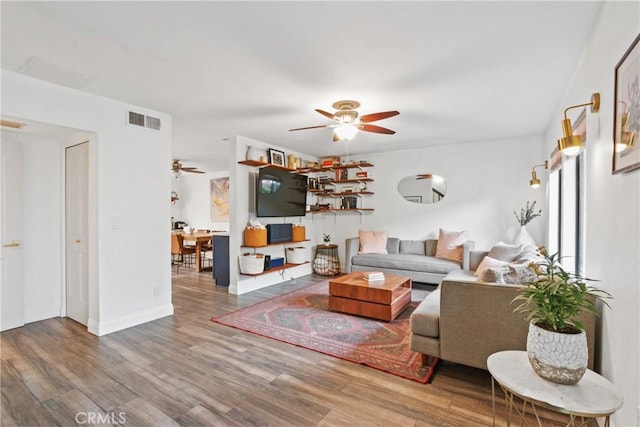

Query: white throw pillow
[488,241,524,262]
[435,228,467,262]
[358,230,389,254]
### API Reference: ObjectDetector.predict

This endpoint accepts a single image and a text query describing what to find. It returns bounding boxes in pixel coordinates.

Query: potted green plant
[512,247,611,384]
[322,233,331,245]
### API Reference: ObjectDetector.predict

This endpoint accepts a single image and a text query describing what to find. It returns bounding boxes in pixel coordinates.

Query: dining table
[178,230,225,272]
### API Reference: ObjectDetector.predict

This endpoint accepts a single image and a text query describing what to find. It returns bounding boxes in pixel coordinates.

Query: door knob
[3,241,20,248]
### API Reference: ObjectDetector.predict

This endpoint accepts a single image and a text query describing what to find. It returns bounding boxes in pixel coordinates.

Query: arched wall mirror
[398,174,446,204]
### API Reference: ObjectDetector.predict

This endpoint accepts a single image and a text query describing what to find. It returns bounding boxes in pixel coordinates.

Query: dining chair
[197,230,213,271]
[171,232,196,273]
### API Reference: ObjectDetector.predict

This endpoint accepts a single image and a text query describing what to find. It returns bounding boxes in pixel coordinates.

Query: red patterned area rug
[212,281,440,383]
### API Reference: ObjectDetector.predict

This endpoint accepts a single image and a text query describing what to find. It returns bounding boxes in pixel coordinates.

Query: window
[547,111,586,275]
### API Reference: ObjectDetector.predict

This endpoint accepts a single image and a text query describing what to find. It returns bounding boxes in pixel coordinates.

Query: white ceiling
[1,1,604,172]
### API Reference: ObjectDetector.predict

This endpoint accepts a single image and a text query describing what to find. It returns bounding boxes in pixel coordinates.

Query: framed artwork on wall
[210,177,230,221]
[613,33,640,174]
[268,148,285,166]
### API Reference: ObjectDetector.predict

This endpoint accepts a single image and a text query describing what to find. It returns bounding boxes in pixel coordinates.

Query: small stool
[313,244,340,275]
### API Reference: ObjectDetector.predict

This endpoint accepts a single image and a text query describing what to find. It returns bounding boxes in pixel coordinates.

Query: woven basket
[239,253,265,274]
[286,247,306,264]
[292,226,306,242]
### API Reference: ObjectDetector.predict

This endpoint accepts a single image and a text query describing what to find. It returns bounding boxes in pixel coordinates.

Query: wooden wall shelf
[240,261,310,276]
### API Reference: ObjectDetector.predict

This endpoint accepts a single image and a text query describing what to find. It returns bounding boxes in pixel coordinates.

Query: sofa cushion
[410,288,440,337]
[487,242,524,262]
[399,240,426,255]
[351,253,462,275]
[358,230,388,254]
[435,228,467,262]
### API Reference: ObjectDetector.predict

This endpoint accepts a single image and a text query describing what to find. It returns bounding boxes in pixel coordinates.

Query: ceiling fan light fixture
[172,170,182,179]
[334,124,359,141]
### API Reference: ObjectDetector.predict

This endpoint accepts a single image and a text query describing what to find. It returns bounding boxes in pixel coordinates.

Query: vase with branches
[513,201,541,245]
[514,200,542,226]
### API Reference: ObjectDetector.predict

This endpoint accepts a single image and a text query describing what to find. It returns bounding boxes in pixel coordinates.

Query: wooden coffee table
[328,272,412,321]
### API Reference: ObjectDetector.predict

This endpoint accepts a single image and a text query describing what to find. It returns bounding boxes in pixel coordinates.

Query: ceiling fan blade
[359,111,399,123]
[315,109,335,120]
[360,124,396,134]
[181,167,199,170]
[182,169,205,174]
[289,125,330,131]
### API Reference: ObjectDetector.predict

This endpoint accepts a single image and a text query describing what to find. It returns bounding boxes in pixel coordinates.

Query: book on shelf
[363,271,385,281]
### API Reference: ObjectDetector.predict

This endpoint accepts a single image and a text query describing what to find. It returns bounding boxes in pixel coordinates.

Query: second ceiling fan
[289,100,399,141]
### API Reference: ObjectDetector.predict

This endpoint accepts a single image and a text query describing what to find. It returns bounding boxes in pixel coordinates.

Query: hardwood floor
[1,269,586,426]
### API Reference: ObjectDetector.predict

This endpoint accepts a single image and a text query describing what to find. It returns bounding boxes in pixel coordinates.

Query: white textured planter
[526,322,588,385]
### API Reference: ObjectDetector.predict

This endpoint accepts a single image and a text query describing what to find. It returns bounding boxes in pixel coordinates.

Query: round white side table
[487,350,623,427]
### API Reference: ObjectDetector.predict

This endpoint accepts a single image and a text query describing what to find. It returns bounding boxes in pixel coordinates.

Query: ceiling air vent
[145,116,161,130]
[128,111,161,130]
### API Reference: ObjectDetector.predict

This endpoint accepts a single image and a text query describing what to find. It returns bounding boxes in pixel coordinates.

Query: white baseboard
[87,304,174,336]
[24,309,63,325]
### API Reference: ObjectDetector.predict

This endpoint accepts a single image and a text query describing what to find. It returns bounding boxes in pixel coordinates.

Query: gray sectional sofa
[409,250,596,370]
[345,237,474,284]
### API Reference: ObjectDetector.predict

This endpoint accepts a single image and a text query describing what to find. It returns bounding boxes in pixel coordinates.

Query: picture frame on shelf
[613,33,640,174]
[268,148,286,167]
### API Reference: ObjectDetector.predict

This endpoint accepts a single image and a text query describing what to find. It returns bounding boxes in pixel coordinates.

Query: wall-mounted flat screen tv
[256,166,308,217]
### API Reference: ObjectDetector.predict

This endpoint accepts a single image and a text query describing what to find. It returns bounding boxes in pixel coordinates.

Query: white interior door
[65,142,89,325]
[1,137,25,331]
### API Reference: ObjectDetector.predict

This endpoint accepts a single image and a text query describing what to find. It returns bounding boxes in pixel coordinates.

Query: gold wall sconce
[530,160,548,189]
[616,101,636,153]
[557,92,600,156]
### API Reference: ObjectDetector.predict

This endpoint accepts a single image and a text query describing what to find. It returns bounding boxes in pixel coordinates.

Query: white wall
[173,171,230,232]
[319,135,547,269]
[542,3,639,425]
[2,71,174,335]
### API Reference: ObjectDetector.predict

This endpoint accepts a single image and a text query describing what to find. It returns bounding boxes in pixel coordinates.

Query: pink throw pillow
[435,228,467,262]
[358,230,388,254]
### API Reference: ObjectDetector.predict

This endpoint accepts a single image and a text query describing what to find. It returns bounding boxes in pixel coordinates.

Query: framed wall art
[268,148,285,166]
[613,33,640,174]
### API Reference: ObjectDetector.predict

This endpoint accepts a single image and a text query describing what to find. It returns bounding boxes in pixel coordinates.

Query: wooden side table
[487,351,623,427]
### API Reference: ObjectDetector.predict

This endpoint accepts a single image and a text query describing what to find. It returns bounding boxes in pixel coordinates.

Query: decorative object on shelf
[292,224,306,242]
[613,33,640,173]
[239,253,265,275]
[511,247,611,384]
[529,160,548,189]
[513,201,541,246]
[243,220,267,247]
[556,92,600,156]
[322,233,331,244]
[285,247,306,264]
[289,100,399,143]
[246,146,267,162]
[267,148,286,167]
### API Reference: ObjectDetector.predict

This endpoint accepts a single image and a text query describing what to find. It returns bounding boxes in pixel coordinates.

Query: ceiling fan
[171,159,204,177]
[289,100,399,141]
